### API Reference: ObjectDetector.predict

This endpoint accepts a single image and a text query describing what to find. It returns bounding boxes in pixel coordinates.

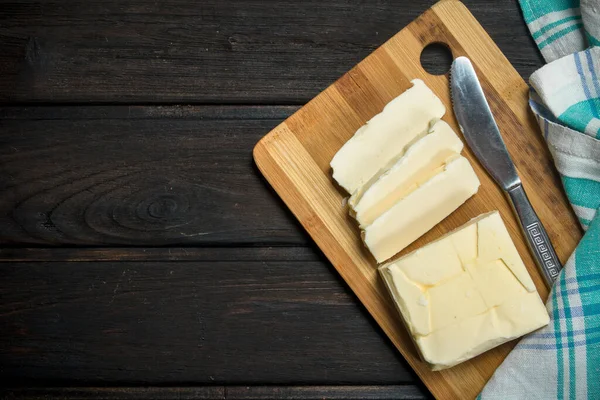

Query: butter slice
[363,156,480,263]
[330,79,446,194]
[379,211,549,370]
[349,120,463,227]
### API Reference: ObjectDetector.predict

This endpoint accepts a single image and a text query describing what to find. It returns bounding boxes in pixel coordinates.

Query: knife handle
[506,184,562,288]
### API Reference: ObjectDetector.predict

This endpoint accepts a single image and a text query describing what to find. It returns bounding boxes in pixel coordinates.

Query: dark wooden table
[0,1,543,398]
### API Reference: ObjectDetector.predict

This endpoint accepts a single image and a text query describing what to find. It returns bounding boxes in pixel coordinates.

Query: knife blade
[450,56,561,288]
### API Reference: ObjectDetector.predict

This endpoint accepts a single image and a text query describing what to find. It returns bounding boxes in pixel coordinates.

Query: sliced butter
[379,211,549,370]
[349,120,463,227]
[363,156,480,263]
[330,79,446,194]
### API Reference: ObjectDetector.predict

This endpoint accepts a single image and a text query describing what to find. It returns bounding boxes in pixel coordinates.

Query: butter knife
[450,56,561,288]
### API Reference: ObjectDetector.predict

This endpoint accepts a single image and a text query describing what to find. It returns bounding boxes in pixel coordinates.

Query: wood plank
[1,385,429,400]
[0,106,307,246]
[0,254,415,384]
[253,2,582,399]
[2,387,224,400]
[226,386,428,400]
[0,0,540,103]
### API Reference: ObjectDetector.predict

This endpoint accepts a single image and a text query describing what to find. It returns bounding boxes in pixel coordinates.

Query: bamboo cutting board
[253,1,582,398]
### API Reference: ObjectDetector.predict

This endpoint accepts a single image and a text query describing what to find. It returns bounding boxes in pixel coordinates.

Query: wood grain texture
[253,1,582,399]
[0,249,418,386]
[0,106,309,246]
[2,385,428,400]
[0,0,541,103]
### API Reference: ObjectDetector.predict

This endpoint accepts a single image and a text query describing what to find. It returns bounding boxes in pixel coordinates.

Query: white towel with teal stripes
[479,1,600,399]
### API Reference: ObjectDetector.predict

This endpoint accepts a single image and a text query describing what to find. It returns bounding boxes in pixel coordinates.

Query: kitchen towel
[479,1,600,399]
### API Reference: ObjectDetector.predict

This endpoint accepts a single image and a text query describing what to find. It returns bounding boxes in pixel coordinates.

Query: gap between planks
[0,246,324,262]
[0,105,300,120]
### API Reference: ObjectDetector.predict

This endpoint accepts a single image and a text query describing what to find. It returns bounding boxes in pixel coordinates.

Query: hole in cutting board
[420,43,453,75]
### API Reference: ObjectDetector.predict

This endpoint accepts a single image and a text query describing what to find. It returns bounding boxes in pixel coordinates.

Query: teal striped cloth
[522,0,600,62]
[479,1,600,399]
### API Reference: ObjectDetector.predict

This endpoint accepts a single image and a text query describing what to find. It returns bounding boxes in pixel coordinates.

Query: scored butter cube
[330,79,445,194]
[378,211,549,370]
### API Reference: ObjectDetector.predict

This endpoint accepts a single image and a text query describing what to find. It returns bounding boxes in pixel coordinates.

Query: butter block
[349,120,463,227]
[363,156,480,263]
[330,79,446,194]
[379,211,549,370]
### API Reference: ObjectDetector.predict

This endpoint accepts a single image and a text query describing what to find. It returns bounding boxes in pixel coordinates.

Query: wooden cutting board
[253,1,582,398]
